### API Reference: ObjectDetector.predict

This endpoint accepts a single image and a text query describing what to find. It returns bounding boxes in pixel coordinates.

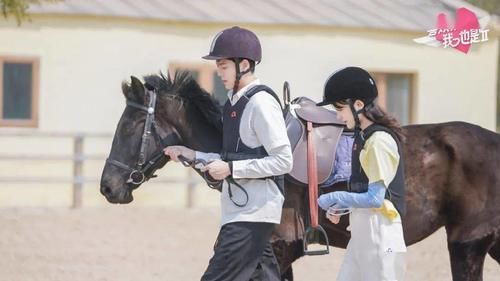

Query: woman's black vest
[220,85,285,195]
[350,124,406,217]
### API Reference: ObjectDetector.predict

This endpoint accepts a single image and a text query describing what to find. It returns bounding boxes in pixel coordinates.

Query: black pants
[201,222,281,281]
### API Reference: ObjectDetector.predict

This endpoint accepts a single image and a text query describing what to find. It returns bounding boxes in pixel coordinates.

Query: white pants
[337,209,407,281]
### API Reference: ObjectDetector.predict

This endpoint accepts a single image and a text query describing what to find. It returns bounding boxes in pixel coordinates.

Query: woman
[317,66,407,281]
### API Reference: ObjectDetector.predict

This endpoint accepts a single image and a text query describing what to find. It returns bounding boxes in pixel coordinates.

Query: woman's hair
[334,99,405,141]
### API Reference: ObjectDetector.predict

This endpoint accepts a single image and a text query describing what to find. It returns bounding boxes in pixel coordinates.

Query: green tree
[465,0,500,15]
[1,0,60,25]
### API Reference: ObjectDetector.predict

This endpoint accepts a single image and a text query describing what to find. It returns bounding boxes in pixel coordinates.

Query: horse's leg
[281,265,294,281]
[272,239,302,281]
[447,231,496,281]
[271,206,303,281]
[487,237,500,264]
[272,181,308,281]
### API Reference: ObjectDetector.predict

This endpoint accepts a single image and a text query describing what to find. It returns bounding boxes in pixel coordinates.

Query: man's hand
[163,146,195,162]
[200,160,231,180]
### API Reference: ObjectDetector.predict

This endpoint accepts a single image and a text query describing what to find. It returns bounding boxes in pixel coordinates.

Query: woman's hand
[326,205,342,224]
[163,146,195,162]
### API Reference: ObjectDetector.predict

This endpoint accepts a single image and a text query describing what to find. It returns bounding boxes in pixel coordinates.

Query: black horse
[100,72,500,281]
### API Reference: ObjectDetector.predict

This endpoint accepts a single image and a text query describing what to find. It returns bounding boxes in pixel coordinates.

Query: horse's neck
[158,98,222,154]
[182,121,222,154]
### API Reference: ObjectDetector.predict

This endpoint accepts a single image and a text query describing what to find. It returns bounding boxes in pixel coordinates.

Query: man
[164,26,292,281]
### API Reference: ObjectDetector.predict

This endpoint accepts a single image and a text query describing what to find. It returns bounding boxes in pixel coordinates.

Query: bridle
[106,86,182,186]
[105,84,236,203]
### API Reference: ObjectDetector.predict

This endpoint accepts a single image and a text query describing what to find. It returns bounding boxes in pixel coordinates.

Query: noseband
[106,86,181,186]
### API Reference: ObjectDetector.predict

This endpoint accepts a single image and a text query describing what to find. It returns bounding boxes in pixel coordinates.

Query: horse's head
[100,72,222,203]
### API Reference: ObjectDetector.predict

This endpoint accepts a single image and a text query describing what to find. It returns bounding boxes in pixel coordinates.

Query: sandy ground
[0,206,498,281]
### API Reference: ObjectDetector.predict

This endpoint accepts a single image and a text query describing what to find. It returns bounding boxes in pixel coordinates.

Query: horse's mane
[126,71,223,133]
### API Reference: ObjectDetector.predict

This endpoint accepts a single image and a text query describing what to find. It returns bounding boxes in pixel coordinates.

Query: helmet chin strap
[348,99,367,140]
[232,58,252,95]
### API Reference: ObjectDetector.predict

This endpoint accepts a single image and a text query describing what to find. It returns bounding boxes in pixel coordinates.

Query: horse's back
[403,121,500,243]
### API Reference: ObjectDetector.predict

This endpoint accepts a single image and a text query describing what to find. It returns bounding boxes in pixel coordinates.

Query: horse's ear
[130,76,145,103]
[121,82,130,98]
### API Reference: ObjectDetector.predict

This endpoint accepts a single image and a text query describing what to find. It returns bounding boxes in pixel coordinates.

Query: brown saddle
[283,85,345,186]
[282,82,345,256]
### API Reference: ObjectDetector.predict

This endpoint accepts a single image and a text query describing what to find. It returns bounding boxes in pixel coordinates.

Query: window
[370,72,416,125]
[169,62,227,106]
[0,56,39,127]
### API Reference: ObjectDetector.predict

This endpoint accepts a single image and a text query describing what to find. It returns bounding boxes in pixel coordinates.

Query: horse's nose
[100,185,113,197]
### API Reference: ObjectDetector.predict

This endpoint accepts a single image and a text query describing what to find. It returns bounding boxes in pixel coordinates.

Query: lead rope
[178,155,249,207]
[226,178,249,207]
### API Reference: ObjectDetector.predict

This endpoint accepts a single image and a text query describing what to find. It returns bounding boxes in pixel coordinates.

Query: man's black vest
[220,85,285,195]
[349,124,406,217]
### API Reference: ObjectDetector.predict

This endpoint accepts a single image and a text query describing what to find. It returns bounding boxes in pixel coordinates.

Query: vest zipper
[235,137,241,152]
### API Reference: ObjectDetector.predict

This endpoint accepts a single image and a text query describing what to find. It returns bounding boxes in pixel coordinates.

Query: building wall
[0,15,498,133]
[0,15,498,207]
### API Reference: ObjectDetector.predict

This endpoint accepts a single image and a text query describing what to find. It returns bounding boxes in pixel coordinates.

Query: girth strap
[306,121,319,228]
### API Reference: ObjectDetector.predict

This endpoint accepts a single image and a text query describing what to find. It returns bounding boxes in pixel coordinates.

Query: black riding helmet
[317,67,378,132]
[317,67,377,106]
[202,26,262,92]
[203,26,262,62]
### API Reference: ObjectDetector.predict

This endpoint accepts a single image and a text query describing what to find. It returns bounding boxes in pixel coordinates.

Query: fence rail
[0,130,198,208]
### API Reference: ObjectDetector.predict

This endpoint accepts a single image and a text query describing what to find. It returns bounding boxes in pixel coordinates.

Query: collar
[227,79,261,105]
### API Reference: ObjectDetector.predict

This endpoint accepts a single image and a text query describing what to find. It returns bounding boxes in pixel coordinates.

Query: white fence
[0,131,199,208]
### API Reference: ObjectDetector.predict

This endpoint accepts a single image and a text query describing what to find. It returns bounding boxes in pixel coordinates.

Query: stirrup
[303,225,330,256]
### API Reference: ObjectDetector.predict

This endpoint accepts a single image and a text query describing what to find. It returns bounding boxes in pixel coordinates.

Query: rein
[178,155,249,207]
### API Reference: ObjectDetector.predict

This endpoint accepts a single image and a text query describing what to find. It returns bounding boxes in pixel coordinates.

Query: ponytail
[363,103,405,141]
[334,100,405,141]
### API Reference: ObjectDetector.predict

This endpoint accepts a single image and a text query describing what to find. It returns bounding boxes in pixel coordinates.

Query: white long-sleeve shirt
[196,79,293,226]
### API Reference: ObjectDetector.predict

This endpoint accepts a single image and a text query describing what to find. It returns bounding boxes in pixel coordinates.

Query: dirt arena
[0,206,498,281]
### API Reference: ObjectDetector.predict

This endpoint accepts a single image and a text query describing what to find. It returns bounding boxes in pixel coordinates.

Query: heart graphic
[434,7,480,53]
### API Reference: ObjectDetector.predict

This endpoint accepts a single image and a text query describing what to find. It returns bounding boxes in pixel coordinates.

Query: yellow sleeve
[359,131,401,220]
[359,131,400,187]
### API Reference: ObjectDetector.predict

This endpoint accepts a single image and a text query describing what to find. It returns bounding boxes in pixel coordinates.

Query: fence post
[72,135,84,208]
